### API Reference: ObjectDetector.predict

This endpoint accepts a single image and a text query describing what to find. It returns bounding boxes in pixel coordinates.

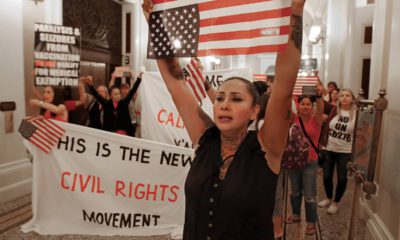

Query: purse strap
[299,117,319,153]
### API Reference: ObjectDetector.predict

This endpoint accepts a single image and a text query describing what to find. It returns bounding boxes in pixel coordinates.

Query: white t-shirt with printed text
[325,110,355,153]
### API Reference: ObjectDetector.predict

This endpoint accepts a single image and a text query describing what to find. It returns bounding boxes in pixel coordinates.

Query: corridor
[0,173,366,240]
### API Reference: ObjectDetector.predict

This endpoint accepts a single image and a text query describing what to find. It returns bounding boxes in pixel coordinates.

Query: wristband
[39,100,44,106]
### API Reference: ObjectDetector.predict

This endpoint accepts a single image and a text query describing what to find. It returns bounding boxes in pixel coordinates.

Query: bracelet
[39,100,44,107]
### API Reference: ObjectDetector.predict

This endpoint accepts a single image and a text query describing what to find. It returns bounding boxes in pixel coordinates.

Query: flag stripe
[38,119,65,137]
[200,7,291,28]
[186,78,202,101]
[199,0,291,20]
[197,43,286,56]
[34,130,55,146]
[187,60,207,98]
[200,17,290,35]
[42,118,65,135]
[29,137,50,154]
[198,0,276,12]
[34,120,60,141]
[199,35,288,50]
[254,74,267,81]
[154,0,210,11]
[199,25,289,42]
[35,125,58,143]
[31,135,52,153]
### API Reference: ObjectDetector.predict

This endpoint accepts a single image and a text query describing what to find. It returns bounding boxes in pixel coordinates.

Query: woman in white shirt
[318,89,356,214]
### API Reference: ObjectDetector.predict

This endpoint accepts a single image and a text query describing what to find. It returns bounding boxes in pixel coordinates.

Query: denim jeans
[321,150,351,202]
[288,160,318,223]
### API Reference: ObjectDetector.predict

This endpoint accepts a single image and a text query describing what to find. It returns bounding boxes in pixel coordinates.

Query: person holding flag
[142,0,305,238]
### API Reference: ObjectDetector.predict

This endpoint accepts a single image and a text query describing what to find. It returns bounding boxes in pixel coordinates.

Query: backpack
[281,123,310,169]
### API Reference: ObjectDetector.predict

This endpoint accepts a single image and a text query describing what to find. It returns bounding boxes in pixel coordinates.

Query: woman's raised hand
[142,0,154,23]
[84,76,93,86]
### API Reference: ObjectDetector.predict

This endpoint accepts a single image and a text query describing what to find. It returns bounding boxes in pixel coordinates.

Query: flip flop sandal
[305,224,317,235]
[285,215,301,224]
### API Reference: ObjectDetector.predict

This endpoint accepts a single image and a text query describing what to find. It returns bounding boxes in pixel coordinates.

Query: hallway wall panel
[0,0,31,204]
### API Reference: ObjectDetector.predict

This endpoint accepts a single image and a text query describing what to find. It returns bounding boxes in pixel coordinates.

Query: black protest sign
[34,23,81,87]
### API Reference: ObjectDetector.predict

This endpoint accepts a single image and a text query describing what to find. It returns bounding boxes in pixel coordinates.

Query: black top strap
[299,117,319,153]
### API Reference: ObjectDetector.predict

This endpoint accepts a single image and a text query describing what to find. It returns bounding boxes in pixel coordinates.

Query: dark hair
[109,85,120,95]
[256,94,270,125]
[327,81,338,89]
[298,95,316,104]
[39,86,64,118]
[219,77,259,106]
[63,86,72,100]
[253,81,268,96]
[329,88,340,103]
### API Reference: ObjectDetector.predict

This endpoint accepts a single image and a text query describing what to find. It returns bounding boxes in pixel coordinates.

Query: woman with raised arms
[142,0,305,238]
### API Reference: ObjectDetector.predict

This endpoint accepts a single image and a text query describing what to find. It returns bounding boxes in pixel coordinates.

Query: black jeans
[321,150,351,203]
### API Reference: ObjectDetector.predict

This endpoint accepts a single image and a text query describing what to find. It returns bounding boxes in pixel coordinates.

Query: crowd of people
[26,0,358,238]
[29,71,142,137]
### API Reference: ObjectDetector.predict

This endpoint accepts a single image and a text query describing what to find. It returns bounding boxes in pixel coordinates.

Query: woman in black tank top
[142,0,306,238]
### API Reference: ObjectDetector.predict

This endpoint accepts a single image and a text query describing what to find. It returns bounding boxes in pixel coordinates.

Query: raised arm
[123,77,142,103]
[74,78,87,107]
[85,76,109,106]
[259,0,305,173]
[29,99,68,121]
[315,84,324,125]
[142,0,213,146]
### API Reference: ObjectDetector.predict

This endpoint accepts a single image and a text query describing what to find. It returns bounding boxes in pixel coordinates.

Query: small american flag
[253,74,267,81]
[19,117,65,154]
[293,76,319,96]
[147,0,291,58]
[183,58,207,102]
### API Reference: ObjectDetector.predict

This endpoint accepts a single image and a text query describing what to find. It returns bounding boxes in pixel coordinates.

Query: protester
[142,0,305,238]
[328,88,340,107]
[323,81,338,102]
[32,79,86,121]
[286,87,324,235]
[29,86,68,122]
[85,81,109,130]
[318,89,356,214]
[109,72,140,137]
[85,74,141,136]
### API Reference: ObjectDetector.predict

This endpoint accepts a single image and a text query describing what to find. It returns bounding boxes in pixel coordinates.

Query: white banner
[140,68,253,147]
[22,121,193,237]
[204,67,253,88]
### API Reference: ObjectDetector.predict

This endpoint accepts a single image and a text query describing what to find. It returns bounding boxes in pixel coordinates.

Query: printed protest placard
[34,23,81,87]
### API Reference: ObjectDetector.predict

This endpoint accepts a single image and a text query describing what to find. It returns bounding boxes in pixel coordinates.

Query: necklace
[219,154,234,180]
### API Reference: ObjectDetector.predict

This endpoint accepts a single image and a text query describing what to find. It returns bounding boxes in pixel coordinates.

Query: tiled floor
[0,173,366,240]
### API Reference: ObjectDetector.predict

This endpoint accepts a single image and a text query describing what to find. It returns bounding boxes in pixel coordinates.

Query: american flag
[18,117,65,154]
[253,74,267,81]
[147,0,291,58]
[293,76,319,96]
[183,58,207,102]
